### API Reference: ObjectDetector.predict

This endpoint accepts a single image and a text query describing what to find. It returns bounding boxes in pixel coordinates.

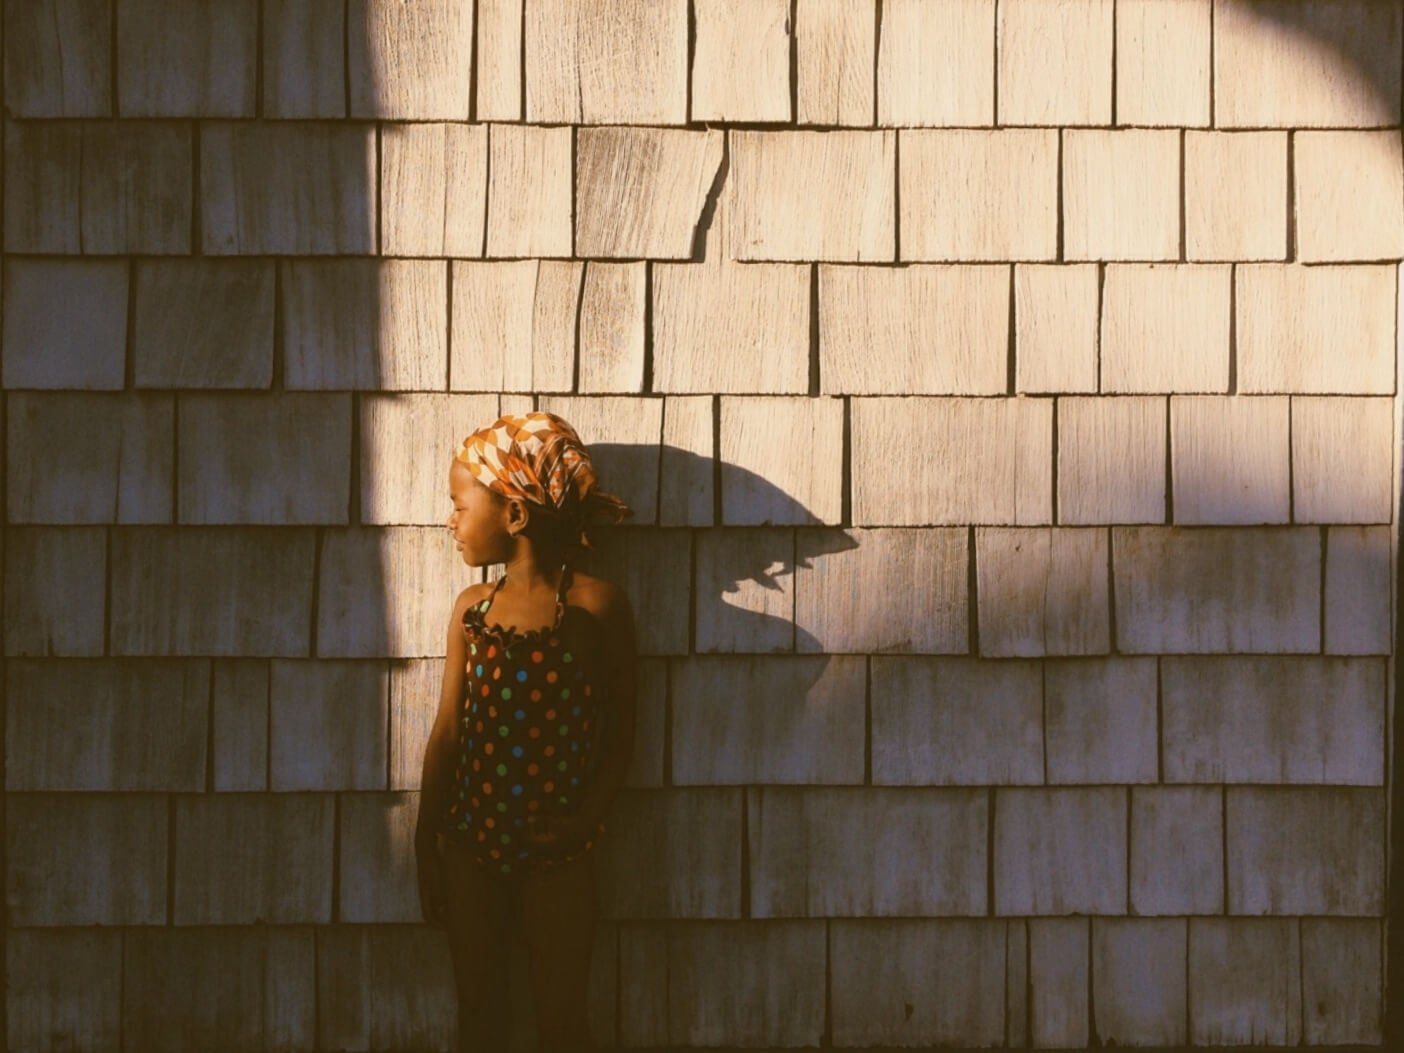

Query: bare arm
[415,585,484,849]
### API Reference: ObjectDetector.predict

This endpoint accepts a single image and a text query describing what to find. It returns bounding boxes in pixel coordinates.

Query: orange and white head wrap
[454,412,630,546]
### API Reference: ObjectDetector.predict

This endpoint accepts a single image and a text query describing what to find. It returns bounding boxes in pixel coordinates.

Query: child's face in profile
[446,459,509,566]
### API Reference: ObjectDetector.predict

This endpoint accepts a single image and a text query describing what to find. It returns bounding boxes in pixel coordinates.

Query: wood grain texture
[619,921,825,1047]
[596,789,743,918]
[1130,787,1223,915]
[652,261,809,393]
[1014,264,1099,393]
[1214,0,1402,127]
[1292,397,1393,524]
[1029,920,1089,1047]
[282,260,449,391]
[4,0,111,116]
[359,393,500,525]
[263,0,345,117]
[1235,264,1395,393]
[871,659,1041,783]
[900,129,1058,261]
[876,0,994,126]
[820,264,1007,394]
[526,0,688,124]
[997,0,1112,125]
[476,0,523,119]
[173,795,335,923]
[830,920,1007,1047]
[994,788,1126,914]
[1114,0,1210,126]
[693,528,795,653]
[1295,131,1404,262]
[1092,920,1188,1047]
[110,528,317,656]
[575,127,724,258]
[1063,129,1179,261]
[1170,395,1290,525]
[316,527,477,658]
[339,792,420,921]
[796,0,874,125]
[5,659,209,791]
[133,260,275,388]
[177,393,352,525]
[201,124,375,255]
[749,787,987,914]
[1045,658,1158,783]
[451,260,581,393]
[578,262,646,392]
[660,395,715,526]
[719,396,843,525]
[2,260,128,389]
[4,122,192,254]
[692,0,791,121]
[1226,787,1385,914]
[349,0,474,118]
[1184,131,1288,262]
[270,661,388,791]
[6,931,122,1052]
[486,123,572,257]
[4,527,107,656]
[671,657,865,783]
[975,527,1110,656]
[213,659,270,791]
[1056,395,1166,525]
[851,397,1052,525]
[6,392,173,523]
[1301,919,1384,1045]
[117,0,257,116]
[1325,527,1392,655]
[314,927,457,1051]
[6,795,167,924]
[795,528,968,654]
[1112,526,1320,654]
[730,130,894,261]
[1161,656,1385,784]
[1189,920,1301,1044]
[122,928,315,1053]
[381,123,487,257]
[1100,264,1230,392]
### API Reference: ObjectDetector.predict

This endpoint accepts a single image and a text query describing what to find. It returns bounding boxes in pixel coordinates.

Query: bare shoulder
[451,581,494,620]
[567,570,633,624]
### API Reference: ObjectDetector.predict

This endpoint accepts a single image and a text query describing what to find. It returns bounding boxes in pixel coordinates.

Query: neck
[502,539,566,590]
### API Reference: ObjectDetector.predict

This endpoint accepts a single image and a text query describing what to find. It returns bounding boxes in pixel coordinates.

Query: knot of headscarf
[455,412,631,546]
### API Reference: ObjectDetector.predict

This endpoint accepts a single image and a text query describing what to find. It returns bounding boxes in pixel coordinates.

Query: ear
[505,497,531,536]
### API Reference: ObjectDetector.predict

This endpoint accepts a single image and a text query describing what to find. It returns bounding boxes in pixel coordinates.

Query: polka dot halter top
[447,566,606,875]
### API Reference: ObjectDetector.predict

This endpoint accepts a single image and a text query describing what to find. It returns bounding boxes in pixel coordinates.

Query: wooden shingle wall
[2,0,1399,1048]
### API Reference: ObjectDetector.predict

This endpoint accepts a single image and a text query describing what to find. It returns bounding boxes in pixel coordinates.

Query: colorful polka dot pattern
[447,570,603,876]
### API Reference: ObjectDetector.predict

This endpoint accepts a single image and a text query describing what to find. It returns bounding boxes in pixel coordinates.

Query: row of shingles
[14,119,1404,263]
[9,1,1403,132]
[609,916,1381,1047]
[8,145,1400,397]
[6,913,1380,1049]
[7,389,1395,525]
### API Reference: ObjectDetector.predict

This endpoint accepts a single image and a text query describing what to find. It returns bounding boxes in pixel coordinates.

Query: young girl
[415,412,637,1052]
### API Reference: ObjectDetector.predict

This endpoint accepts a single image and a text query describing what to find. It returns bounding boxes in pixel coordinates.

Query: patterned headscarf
[454,412,631,546]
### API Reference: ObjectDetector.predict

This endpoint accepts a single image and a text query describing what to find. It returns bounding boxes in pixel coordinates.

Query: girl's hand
[415,834,448,927]
[524,813,597,849]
